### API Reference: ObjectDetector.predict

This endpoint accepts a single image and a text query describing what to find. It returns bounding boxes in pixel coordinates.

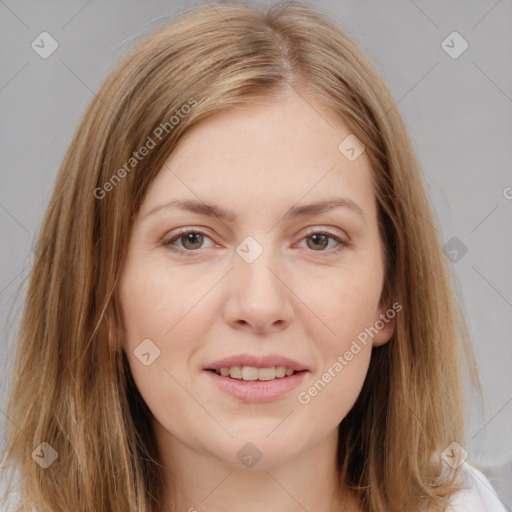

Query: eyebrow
[143,197,364,222]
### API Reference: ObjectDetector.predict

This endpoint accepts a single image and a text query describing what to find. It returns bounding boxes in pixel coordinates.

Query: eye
[161,227,349,257]
[298,227,349,254]
[162,228,214,256]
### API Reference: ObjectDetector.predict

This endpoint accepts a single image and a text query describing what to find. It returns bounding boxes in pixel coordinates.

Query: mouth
[204,365,309,402]
[203,354,310,402]
[206,366,306,381]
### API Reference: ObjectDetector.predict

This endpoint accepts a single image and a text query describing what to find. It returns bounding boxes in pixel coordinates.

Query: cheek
[118,260,216,345]
[300,348,371,438]
[117,263,215,432]
[288,262,380,419]
[298,260,384,353]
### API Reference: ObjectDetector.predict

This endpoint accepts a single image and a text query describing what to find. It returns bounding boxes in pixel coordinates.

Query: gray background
[1,0,511,507]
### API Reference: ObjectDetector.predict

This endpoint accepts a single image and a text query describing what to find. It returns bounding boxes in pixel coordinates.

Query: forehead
[172,91,359,167]
[141,90,376,221]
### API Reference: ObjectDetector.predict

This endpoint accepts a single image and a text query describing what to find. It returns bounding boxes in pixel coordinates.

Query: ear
[371,298,400,347]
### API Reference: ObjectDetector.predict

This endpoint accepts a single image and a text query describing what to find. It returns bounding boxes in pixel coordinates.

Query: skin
[116,87,395,512]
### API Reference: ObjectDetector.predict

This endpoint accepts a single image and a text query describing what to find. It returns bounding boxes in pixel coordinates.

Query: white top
[0,462,507,511]
[445,462,508,511]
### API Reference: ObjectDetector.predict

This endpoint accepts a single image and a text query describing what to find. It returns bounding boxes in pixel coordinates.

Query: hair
[1,1,481,511]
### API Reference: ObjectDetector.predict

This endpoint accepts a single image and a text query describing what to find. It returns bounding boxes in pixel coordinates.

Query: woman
[1,2,506,511]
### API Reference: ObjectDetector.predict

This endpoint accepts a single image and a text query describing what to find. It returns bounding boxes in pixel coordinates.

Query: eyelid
[161,227,217,254]
[301,226,348,243]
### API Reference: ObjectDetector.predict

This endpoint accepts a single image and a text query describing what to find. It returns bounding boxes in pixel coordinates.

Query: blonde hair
[1,2,480,511]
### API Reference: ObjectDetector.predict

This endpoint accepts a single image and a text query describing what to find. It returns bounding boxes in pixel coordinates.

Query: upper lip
[205,354,309,372]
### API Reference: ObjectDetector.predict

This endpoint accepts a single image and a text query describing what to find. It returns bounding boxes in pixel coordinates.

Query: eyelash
[161,227,349,257]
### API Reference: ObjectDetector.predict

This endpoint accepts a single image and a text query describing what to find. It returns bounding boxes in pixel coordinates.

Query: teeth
[275,366,286,378]
[229,366,243,379]
[214,365,297,381]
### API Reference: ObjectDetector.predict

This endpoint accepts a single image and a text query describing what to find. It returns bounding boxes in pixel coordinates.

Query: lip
[204,368,309,402]
[205,353,309,372]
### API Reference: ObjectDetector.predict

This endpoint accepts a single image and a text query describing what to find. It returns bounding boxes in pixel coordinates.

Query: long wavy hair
[1,2,480,511]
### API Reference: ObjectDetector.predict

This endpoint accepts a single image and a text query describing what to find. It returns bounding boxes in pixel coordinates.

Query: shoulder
[0,469,30,512]
[444,462,508,512]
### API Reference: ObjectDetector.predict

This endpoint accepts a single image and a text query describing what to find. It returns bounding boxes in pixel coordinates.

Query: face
[116,89,394,471]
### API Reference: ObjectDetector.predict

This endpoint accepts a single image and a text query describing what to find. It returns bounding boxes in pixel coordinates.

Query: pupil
[184,233,202,249]
[309,233,327,250]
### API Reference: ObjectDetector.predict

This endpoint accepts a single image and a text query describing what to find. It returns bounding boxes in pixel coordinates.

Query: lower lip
[204,370,308,402]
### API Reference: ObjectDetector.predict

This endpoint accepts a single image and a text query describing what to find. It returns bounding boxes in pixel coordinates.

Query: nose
[222,238,294,334]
